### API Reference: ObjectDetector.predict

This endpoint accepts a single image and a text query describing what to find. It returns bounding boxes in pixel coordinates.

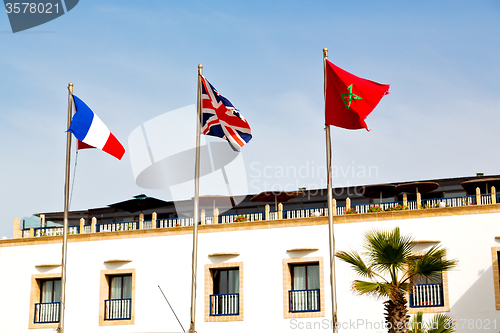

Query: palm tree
[408,311,456,333]
[336,227,457,333]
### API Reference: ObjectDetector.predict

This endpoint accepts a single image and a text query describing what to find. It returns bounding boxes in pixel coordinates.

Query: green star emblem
[341,84,362,110]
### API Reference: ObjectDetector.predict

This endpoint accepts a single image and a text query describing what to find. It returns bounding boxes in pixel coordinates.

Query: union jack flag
[200,75,252,151]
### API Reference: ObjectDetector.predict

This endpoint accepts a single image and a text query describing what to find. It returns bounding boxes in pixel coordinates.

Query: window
[289,263,320,312]
[282,257,325,319]
[497,251,500,283]
[211,268,239,316]
[204,262,243,322]
[35,279,61,324]
[408,250,450,314]
[492,247,500,310]
[106,275,132,320]
[29,273,61,329]
[409,273,444,308]
[99,269,135,326]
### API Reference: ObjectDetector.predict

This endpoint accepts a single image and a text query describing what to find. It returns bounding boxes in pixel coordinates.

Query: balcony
[409,283,444,308]
[289,289,320,312]
[210,293,239,316]
[17,191,499,239]
[104,298,132,320]
[34,302,60,323]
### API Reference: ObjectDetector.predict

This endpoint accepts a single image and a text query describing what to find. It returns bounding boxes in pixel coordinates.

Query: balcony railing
[421,195,475,208]
[285,207,329,219]
[354,201,405,214]
[210,293,239,316]
[157,217,194,228]
[98,221,138,232]
[219,212,263,223]
[289,289,320,312]
[20,192,500,238]
[34,226,79,237]
[143,220,152,229]
[104,298,132,320]
[34,302,60,323]
[409,283,444,308]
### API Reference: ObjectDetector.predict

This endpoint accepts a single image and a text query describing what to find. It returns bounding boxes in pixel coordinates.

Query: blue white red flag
[200,75,252,151]
[67,95,125,160]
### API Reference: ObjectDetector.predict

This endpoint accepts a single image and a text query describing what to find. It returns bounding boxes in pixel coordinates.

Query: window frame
[40,278,61,303]
[492,247,500,310]
[29,273,61,329]
[99,268,135,326]
[408,251,450,314]
[213,267,239,295]
[204,262,243,322]
[290,262,320,291]
[282,257,325,319]
[108,274,132,300]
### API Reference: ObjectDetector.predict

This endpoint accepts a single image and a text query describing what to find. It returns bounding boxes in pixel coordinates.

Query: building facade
[1,176,500,332]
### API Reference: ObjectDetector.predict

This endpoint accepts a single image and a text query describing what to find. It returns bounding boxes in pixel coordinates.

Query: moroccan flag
[325,59,390,131]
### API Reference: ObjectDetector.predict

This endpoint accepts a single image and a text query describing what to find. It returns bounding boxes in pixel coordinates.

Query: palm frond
[352,280,393,299]
[427,313,456,333]
[407,245,458,283]
[336,250,375,279]
[363,227,414,276]
[408,312,424,333]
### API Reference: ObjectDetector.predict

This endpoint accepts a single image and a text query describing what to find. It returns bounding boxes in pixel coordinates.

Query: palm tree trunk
[384,291,409,333]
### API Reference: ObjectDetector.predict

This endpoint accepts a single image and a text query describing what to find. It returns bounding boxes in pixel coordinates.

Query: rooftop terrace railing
[157,217,194,228]
[19,190,500,238]
[33,226,79,237]
[97,221,138,233]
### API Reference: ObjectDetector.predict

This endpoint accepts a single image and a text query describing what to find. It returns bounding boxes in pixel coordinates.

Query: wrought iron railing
[421,195,475,208]
[104,298,132,320]
[20,193,500,238]
[97,221,138,232]
[409,283,444,307]
[336,206,346,215]
[209,293,239,316]
[353,201,405,214]
[285,207,329,219]
[34,302,60,323]
[480,193,492,205]
[32,226,79,237]
[289,289,320,312]
[157,217,194,228]
[219,212,263,223]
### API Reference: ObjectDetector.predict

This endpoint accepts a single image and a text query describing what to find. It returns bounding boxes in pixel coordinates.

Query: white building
[1,182,499,332]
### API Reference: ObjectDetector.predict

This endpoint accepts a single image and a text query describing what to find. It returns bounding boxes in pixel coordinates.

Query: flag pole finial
[323,47,328,60]
[67,82,73,93]
[198,64,203,75]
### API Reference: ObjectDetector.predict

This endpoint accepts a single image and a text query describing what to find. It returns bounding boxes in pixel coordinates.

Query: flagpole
[59,82,73,333]
[189,64,203,333]
[324,47,339,333]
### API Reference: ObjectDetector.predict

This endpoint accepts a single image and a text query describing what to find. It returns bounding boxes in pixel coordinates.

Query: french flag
[67,95,125,160]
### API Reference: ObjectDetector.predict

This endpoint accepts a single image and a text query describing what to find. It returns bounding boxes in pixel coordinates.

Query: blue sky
[1,0,500,237]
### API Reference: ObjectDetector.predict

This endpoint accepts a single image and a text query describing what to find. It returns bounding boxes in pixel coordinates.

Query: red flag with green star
[325,59,390,131]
